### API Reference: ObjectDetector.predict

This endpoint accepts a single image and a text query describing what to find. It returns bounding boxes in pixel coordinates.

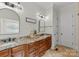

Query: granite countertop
[0,34,51,51]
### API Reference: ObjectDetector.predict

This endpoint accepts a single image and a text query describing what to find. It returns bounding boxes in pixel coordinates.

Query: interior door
[59,6,74,48]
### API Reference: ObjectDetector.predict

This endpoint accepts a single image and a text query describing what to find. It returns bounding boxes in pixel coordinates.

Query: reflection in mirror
[38,20,45,33]
[0,8,20,34]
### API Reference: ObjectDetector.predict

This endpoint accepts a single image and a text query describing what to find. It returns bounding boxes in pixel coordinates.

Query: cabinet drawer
[39,39,46,43]
[29,41,40,46]
[12,45,24,53]
[29,41,40,48]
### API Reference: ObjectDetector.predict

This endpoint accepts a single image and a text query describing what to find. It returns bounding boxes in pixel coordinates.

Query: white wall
[52,5,59,48]
[43,4,57,49]
[20,2,38,36]
[44,4,53,34]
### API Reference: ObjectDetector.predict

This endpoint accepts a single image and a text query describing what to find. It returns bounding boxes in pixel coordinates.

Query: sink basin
[26,35,40,39]
[35,33,49,36]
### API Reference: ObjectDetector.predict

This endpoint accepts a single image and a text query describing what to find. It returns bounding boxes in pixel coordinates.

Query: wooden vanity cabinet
[28,35,51,57]
[24,35,51,57]
[11,45,25,57]
[0,35,52,57]
[0,49,11,57]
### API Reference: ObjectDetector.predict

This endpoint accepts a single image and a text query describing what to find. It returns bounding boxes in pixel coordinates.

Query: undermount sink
[35,33,49,36]
[25,34,39,39]
[26,35,40,39]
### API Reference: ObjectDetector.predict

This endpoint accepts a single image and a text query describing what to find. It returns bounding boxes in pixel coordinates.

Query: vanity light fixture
[36,13,49,21]
[37,14,45,19]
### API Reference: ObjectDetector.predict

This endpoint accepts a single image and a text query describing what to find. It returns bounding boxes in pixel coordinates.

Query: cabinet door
[12,50,24,57]
[12,45,24,57]
[46,36,51,49]
[28,42,40,57]
[38,36,51,57]
[24,44,29,57]
[0,49,11,57]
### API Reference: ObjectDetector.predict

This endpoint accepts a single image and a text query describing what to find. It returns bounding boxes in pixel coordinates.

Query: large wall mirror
[0,8,20,34]
[38,20,45,33]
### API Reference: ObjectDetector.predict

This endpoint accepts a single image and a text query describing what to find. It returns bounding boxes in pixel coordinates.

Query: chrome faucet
[1,37,16,43]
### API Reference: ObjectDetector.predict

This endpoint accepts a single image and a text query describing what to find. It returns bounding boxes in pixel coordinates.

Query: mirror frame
[38,20,45,32]
[0,8,20,35]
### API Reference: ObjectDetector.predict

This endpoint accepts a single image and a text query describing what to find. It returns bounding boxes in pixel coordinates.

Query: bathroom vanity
[0,35,51,57]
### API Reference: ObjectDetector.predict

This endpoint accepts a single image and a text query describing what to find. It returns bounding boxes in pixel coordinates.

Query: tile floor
[43,45,79,57]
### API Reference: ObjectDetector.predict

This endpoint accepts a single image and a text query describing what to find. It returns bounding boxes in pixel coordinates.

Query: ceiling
[53,2,75,8]
[35,2,75,10]
[35,2,52,10]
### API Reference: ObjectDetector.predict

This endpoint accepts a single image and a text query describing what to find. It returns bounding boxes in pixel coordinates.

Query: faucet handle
[12,38,16,41]
[8,38,11,42]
